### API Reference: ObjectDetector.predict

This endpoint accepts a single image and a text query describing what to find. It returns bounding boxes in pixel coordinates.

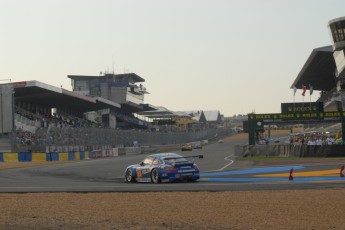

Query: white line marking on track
[208,154,234,172]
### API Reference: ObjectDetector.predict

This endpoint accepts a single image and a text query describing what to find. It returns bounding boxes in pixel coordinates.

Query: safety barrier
[0,151,94,163]
[0,140,210,163]
[125,147,141,155]
[113,148,118,157]
[32,152,47,161]
[4,153,19,162]
[18,152,32,162]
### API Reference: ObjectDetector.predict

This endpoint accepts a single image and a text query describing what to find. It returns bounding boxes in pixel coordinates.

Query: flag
[293,86,297,96]
[301,84,307,96]
[309,84,313,95]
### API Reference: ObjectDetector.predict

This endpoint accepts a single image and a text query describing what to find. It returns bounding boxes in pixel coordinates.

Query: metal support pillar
[248,115,256,145]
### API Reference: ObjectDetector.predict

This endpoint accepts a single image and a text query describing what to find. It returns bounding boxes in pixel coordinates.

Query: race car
[181,144,193,151]
[124,153,203,183]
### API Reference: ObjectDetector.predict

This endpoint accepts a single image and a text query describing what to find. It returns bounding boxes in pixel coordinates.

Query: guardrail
[0,139,211,162]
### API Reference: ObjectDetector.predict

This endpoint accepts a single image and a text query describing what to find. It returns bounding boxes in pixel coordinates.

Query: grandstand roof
[137,106,173,116]
[10,81,121,113]
[291,46,336,91]
[68,73,145,83]
[120,102,157,113]
[173,111,193,118]
[136,106,192,119]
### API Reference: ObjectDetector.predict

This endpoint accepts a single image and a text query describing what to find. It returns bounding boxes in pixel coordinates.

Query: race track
[1,135,345,192]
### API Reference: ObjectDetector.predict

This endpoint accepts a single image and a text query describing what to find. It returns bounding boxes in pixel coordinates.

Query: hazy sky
[1,0,344,117]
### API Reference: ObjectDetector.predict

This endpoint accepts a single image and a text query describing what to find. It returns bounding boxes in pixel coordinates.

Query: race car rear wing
[164,155,203,166]
[163,155,203,161]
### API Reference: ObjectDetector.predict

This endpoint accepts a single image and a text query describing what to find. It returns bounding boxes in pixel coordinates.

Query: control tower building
[328,16,345,110]
[68,73,156,129]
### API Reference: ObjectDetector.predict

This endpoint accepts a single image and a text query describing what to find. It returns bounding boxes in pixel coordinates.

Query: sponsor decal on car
[178,169,195,173]
[137,169,150,178]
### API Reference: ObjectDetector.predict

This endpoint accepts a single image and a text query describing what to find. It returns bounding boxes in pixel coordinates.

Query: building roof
[68,73,145,83]
[203,110,221,122]
[291,46,336,91]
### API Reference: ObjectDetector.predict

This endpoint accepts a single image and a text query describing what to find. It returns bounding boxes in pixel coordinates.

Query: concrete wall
[110,86,127,103]
[0,136,11,152]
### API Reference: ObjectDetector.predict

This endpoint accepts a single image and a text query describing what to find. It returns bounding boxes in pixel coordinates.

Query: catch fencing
[12,126,233,152]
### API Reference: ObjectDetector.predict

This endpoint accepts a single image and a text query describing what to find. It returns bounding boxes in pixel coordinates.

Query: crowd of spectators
[15,130,37,146]
[15,106,99,129]
[290,132,342,145]
[113,110,149,128]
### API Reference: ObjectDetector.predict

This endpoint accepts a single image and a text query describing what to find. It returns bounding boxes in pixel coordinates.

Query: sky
[1,0,344,117]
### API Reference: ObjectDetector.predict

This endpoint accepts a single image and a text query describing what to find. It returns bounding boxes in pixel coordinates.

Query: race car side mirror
[140,162,145,166]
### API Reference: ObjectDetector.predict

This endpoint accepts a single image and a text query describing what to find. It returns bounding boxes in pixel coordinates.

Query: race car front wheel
[125,168,135,182]
[151,168,161,184]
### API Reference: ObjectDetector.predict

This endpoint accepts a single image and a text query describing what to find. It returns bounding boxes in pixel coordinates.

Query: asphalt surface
[0,136,345,192]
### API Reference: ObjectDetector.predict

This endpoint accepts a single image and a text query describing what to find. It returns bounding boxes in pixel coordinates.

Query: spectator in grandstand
[316,138,323,145]
[326,137,334,145]
[307,139,314,145]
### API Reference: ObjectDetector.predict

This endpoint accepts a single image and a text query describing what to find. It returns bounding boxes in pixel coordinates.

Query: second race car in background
[181,144,193,151]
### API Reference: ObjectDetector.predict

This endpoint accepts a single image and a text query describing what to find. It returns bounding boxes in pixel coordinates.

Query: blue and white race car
[124,153,203,183]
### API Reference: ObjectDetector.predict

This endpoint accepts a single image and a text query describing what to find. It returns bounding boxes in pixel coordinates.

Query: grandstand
[0,75,232,152]
[291,16,345,112]
[245,16,345,146]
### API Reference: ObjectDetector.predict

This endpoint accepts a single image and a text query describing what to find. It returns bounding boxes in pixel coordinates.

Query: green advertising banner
[281,102,323,114]
[248,111,344,121]
[247,110,344,145]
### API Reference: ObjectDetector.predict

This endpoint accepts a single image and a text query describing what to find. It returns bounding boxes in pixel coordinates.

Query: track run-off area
[1,132,345,192]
